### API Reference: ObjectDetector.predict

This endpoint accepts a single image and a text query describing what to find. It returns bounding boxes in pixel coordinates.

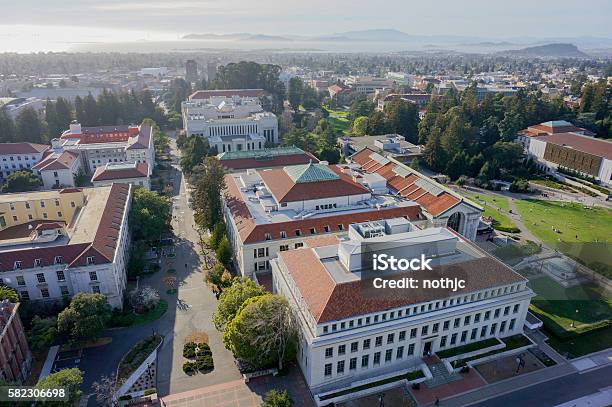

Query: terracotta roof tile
[0,143,49,155]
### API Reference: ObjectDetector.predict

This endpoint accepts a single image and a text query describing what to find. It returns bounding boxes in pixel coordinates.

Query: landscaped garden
[452,335,532,367]
[514,199,612,278]
[323,106,350,135]
[437,338,500,359]
[117,335,162,383]
[527,275,611,357]
[182,337,214,374]
[318,369,424,401]
[494,240,541,265]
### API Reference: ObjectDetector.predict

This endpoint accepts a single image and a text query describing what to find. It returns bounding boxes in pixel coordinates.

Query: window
[264,233,272,240]
[471,328,477,340]
[36,273,46,283]
[504,306,510,316]
[361,355,369,368]
[16,276,25,286]
[363,339,371,349]
[325,347,333,358]
[338,224,344,231]
[474,313,481,323]
[410,328,417,338]
[89,271,98,281]
[387,333,394,344]
[509,319,516,330]
[464,315,471,325]
[280,245,289,252]
[57,212,62,217]
[513,304,520,314]
[349,358,357,370]
[294,242,303,249]
[484,311,491,321]
[324,225,330,233]
[28,214,33,220]
[12,215,17,222]
[323,326,328,334]
[14,261,22,270]
[422,325,429,336]
[443,320,450,331]
[337,360,345,374]
[71,201,76,208]
[40,288,50,298]
[54,199,60,206]
[494,308,500,318]
[399,331,406,341]
[397,346,404,359]
[60,286,69,296]
[440,336,447,347]
[351,342,358,353]
[460,331,467,343]
[432,323,439,333]
[54,256,63,264]
[373,352,381,365]
[280,231,287,238]
[408,343,415,355]
[309,227,316,235]
[500,321,507,333]
[25,202,30,209]
[294,229,302,237]
[338,345,346,355]
[20,291,30,301]
[40,201,45,208]
[324,364,332,376]
[92,285,101,294]
[43,212,48,219]
[454,318,460,328]
[450,333,457,345]
[490,323,497,335]
[481,326,487,338]
[56,270,65,281]
[385,349,393,362]
[375,336,383,347]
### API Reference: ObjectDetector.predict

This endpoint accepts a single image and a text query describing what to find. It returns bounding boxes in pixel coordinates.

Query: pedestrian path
[425,362,461,388]
[571,349,612,373]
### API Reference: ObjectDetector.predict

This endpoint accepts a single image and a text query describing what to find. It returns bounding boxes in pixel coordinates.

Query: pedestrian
[435,397,440,406]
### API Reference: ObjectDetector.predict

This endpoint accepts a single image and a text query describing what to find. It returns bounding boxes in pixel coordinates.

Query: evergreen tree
[15,107,44,143]
[82,93,99,126]
[0,109,15,143]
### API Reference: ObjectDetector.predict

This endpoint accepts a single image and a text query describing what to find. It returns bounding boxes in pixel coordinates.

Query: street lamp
[571,309,578,328]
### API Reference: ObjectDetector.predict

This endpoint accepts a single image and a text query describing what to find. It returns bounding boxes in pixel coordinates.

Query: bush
[183,342,197,359]
[143,388,157,396]
[262,389,292,407]
[129,286,160,314]
[197,343,212,356]
[182,361,197,374]
[216,236,232,266]
[27,316,58,351]
[196,354,214,371]
[509,178,530,193]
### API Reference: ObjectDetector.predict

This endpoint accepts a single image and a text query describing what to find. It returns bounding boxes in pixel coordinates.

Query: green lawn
[494,241,541,266]
[514,200,612,277]
[111,300,169,327]
[461,191,518,232]
[324,106,350,135]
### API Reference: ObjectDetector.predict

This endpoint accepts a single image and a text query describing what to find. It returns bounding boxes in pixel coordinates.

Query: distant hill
[245,34,294,42]
[182,33,251,40]
[502,43,589,58]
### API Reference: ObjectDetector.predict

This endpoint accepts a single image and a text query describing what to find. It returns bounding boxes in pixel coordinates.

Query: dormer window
[14,261,22,270]
[294,229,302,237]
[54,256,63,264]
[34,258,42,267]
[324,225,331,233]
[309,228,316,235]
[86,256,95,265]
[264,233,272,241]
[280,231,287,239]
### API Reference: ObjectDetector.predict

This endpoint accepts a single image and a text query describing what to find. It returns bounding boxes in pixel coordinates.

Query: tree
[215,236,232,266]
[224,294,296,370]
[446,151,469,181]
[15,107,44,143]
[385,99,419,143]
[422,131,447,172]
[27,316,58,351]
[2,170,40,192]
[366,111,387,135]
[91,374,117,407]
[129,188,172,241]
[36,368,83,406]
[55,97,73,136]
[262,389,293,407]
[190,157,226,231]
[287,77,304,111]
[57,293,111,343]
[209,222,226,250]
[0,286,19,303]
[498,111,522,141]
[213,278,266,330]
[205,264,232,291]
[0,109,15,143]
[129,286,160,314]
[82,93,99,126]
[352,116,368,136]
[179,136,210,174]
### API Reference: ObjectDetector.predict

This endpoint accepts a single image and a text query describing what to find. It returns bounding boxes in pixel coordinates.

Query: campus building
[91,162,150,189]
[217,146,319,172]
[350,147,482,240]
[181,91,278,153]
[223,162,424,278]
[271,218,533,393]
[0,142,49,180]
[518,121,611,186]
[0,185,132,309]
[52,121,155,176]
[0,300,31,383]
[32,150,82,189]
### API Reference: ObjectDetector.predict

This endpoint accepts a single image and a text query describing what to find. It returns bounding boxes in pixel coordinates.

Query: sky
[1,0,611,52]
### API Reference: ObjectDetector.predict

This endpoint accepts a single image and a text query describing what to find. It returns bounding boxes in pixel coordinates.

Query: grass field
[514,199,612,277]
[324,107,350,135]
[528,276,611,357]
[461,191,518,232]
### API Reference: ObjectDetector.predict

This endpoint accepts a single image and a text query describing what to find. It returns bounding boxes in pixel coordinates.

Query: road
[468,365,612,407]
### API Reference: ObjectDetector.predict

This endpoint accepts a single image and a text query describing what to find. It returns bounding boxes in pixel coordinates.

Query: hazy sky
[1,0,611,52]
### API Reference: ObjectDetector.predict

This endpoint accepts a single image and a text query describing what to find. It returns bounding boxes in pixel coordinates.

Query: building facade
[0,301,31,383]
[32,151,82,189]
[0,185,132,309]
[0,143,49,180]
[91,162,150,189]
[272,219,533,393]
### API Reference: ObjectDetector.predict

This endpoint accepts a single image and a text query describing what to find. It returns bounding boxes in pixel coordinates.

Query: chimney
[69,121,82,135]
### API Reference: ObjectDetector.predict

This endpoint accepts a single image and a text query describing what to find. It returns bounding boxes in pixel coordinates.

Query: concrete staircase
[425,362,462,388]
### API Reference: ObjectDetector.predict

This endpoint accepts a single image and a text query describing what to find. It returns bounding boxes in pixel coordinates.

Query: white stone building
[182,92,278,153]
[91,162,150,190]
[0,143,49,180]
[32,151,82,189]
[271,218,533,394]
[0,185,132,309]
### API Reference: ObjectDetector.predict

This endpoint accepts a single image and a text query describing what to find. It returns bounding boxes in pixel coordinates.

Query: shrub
[182,361,197,374]
[197,343,212,356]
[129,286,160,314]
[262,389,292,407]
[183,342,197,359]
[196,354,214,371]
[143,388,157,396]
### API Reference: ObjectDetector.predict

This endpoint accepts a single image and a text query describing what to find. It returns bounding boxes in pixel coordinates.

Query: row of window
[19,284,100,301]
[9,211,64,224]
[321,286,524,335]
[3,163,31,171]
[1,155,38,161]
[324,344,416,377]
[265,224,343,241]
[13,257,96,271]
[323,304,522,358]
[8,199,73,211]
[13,270,97,283]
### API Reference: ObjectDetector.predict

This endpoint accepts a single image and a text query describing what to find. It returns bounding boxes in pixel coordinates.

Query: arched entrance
[447,212,463,233]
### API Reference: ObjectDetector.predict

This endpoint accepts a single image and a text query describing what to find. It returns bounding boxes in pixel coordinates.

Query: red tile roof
[224,173,422,244]
[258,165,370,203]
[219,152,319,171]
[32,151,79,171]
[279,246,526,323]
[351,147,464,217]
[189,89,267,100]
[536,132,612,160]
[0,184,131,272]
[35,222,64,231]
[0,143,49,155]
[91,163,148,182]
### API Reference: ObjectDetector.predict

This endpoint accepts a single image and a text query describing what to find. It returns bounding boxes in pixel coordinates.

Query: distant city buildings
[181,90,278,153]
[0,143,49,180]
[0,185,132,308]
[0,97,45,120]
[345,76,394,95]
[0,300,31,383]
[185,60,198,83]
